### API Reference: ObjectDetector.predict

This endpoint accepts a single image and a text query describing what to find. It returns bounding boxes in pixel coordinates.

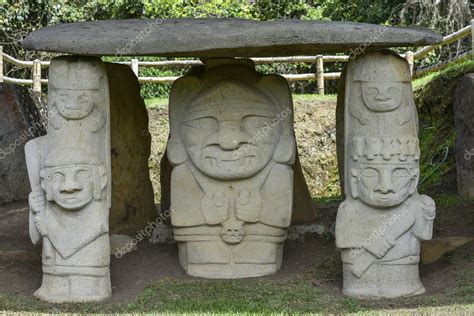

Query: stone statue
[168,59,295,278]
[336,51,436,298]
[25,56,111,302]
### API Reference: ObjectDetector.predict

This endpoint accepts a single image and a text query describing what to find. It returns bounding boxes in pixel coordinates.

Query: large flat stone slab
[22,18,442,57]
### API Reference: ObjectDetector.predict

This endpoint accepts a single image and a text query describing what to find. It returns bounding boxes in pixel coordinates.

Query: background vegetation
[1,0,471,98]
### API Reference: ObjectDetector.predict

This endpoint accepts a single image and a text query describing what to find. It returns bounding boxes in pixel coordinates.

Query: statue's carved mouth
[204,155,256,170]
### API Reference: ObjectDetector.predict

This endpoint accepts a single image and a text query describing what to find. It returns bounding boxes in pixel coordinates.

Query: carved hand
[29,191,46,240]
[29,191,46,214]
[420,195,436,219]
[34,212,44,236]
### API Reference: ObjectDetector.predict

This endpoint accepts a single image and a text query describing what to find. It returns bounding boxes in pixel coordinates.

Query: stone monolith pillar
[454,73,474,198]
[25,56,111,302]
[106,62,156,233]
[168,59,295,278]
[0,83,46,205]
[335,51,436,298]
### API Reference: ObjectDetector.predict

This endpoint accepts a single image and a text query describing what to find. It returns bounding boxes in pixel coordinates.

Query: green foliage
[1,0,407,98]
[314,0,406,24]
[143,0,254,19]
[433,193,464,209]
[416,60,474,192]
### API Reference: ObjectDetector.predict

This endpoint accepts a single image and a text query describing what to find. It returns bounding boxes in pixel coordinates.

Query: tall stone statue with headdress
[25,56,111,302]
[168,58,295,278]
[336,51,436,298]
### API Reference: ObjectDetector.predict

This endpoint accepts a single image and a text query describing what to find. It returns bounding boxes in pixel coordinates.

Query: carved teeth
[245,156,252,167]
[206,157,215,169]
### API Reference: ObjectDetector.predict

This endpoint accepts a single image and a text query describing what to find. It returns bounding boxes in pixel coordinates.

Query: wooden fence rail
[0,20,472,95]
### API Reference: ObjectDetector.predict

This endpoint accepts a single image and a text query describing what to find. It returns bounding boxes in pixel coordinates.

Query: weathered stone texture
[454,74,474,198]
[0,83,45,205]
[26,56,111,302]
[335,51,435,298]
[106,63,156,234]
[421,237,473,265]
[22,19,442,57]
[168,59,295,278]
[160,144,315,224]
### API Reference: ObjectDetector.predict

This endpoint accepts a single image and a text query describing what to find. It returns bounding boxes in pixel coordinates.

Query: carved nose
[216,122,249,150]
[60,175,83,193]
[375,170,394,194]
[375,94,390,101]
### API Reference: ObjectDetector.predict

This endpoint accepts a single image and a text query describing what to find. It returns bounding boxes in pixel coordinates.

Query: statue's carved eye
[183,117,218,130]
[393,168,409,178]
[58,95,69,103]
[367,87,379,95]
[361,168,378,178]
[51,172,64,182]
[77,95,91,104]
[77,170,92,180]
[242,116,272,130]
[388,87,400,94]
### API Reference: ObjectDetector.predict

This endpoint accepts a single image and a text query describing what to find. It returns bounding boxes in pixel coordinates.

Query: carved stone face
[42,164,99,210]
[52,89,95,119]
[351,162,417,208]
[220,219,245,244]
[361,82,403,112]
[180,101,282,180]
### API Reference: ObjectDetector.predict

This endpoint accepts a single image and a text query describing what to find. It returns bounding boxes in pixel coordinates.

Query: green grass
[413,60,474,92]
[2,276,473,314]
[433,193,464,209]
[412,71,438,91]
[2,244,473,314]
[145,96,169,109]
[415,60,474,192]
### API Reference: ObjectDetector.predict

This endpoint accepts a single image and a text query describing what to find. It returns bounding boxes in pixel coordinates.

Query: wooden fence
[0,20,472,95]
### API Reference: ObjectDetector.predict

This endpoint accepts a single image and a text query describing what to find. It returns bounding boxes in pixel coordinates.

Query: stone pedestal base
[35,271,111,303]
[342,262,425,299]
[175,226,286,279]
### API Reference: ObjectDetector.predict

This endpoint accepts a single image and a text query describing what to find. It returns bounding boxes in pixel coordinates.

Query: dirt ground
[0,97,472,311]
[1,189,472,307]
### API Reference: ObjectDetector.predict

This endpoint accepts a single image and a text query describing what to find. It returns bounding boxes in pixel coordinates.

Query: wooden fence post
[32,59,41,93]
[316,55,324,95]
[131,58,139,77]
[471,19,473,56]
[0,46,3,83]
[405,51,414,76]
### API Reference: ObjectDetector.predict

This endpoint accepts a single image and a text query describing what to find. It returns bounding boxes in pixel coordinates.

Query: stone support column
[335,51,436,298]
[25,56,111,303]
[454,74,474,198]
[168,59,295,278]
